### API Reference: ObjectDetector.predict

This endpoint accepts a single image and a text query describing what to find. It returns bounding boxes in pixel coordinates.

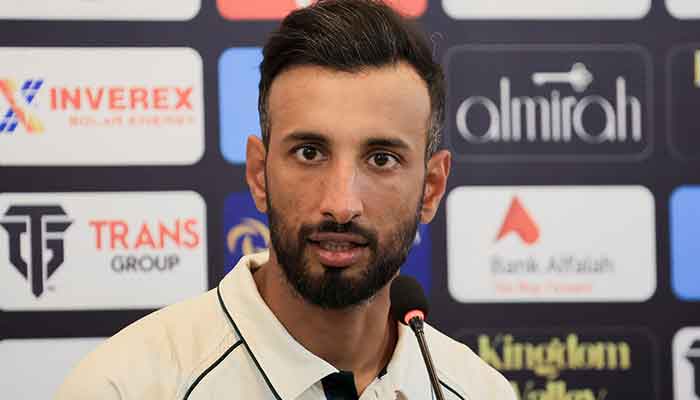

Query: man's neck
[252,257,397,395]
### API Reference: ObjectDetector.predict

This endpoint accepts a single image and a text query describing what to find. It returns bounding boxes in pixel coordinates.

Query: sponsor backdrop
[1,0,699,398]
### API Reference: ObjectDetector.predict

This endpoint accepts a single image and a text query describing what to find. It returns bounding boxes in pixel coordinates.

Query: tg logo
[0,205,72,297]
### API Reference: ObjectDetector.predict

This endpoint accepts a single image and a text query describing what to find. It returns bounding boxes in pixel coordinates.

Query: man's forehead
[266,63,431,148]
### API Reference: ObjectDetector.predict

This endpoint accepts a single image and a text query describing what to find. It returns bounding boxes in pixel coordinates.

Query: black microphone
[390,275,446,400]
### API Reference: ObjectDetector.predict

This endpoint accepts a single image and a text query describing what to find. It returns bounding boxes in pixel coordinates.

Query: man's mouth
[306,233,370,267]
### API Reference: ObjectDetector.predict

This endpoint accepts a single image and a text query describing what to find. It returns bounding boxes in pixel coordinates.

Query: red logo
[217,0,426,20]
[496,196,539,245]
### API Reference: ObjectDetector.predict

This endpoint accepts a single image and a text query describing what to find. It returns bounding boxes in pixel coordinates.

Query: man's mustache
[299,220,378,246]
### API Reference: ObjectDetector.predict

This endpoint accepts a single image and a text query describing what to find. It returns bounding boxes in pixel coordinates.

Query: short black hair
[258,0,445,157]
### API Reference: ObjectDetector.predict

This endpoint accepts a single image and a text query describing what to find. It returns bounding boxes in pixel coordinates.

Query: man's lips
[307,232,369,246]
[307,232,369,267]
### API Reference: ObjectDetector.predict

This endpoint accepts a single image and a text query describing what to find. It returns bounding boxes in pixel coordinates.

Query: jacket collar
[218,251,430,399]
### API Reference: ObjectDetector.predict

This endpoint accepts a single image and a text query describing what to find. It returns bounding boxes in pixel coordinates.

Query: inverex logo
[219,48,263,165]
[443,0,650,19]
[0,338,104,399]
[0,48,204,165]
[447,186,656,302]
[217,0,426,20]
[446,45,652,162]
[0,0,200,20]
[0,192,207,310]
[223,191,432,292]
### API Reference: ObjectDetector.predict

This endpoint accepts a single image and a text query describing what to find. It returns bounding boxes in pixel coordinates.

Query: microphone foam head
[390,275,429,325]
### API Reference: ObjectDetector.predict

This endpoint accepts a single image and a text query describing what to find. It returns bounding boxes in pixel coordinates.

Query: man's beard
[266,194,422,309]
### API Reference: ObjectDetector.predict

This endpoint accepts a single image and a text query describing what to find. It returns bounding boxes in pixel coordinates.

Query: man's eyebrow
[364,137,412,151]
[282,131,328,145]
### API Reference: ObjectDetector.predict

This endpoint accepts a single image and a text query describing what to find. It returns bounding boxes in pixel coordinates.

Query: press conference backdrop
[1,0,699,398]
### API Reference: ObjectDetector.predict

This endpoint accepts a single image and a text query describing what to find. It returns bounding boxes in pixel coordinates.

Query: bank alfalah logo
[447,45,651,161]
[0,79,44,133]
[496,196,539,245]
[0,205,72,297]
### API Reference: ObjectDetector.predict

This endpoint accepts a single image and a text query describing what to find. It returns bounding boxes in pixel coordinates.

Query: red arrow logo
[496,196,539,245]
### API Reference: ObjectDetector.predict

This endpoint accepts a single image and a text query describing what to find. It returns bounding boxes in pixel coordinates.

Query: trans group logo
[458,329,657,400]
[219,47,263,165]
[0,192,207,310]
[446,45,652,162]
[223,192,432,292]
[216,0,426,20]
[0,205,72,297]
[447,186,656,302]
[0,48,204,165]
[674,327,700,399]
[0,79,44,133]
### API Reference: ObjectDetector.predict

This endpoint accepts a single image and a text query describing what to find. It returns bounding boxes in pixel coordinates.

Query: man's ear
[245,135,268,213]
[420,149,451,223]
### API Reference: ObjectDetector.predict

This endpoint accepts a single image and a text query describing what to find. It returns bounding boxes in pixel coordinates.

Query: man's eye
[369,152,398,168]
[294,146,324,162]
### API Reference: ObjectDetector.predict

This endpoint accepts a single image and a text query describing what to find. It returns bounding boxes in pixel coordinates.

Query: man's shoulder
[56,288,239,399]
[424,323,516,400]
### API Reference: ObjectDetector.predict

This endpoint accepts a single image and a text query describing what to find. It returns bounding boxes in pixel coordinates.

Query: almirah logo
[446,45,652,162]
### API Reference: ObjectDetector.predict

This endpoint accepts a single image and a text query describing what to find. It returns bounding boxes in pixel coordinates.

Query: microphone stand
[408,317,446,400]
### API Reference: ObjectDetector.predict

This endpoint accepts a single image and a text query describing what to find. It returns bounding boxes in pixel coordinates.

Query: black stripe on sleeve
[216,285,284,400]
[439,379,466,400]
[183,339,243,399]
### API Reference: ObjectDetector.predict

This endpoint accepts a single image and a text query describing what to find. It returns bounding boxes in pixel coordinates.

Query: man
[56,1,515,399]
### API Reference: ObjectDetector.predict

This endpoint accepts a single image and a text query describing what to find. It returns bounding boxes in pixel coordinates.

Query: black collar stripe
[439,379,466,400]
[216,285,284,400]
[183,340,243,399]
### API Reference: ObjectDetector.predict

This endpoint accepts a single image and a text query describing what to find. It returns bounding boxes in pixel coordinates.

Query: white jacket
[56,252,515,400]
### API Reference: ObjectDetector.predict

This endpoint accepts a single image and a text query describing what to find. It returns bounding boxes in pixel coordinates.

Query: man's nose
[318,160,364,224]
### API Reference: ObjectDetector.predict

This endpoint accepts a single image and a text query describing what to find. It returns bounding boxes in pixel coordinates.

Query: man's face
[254,63,436,309]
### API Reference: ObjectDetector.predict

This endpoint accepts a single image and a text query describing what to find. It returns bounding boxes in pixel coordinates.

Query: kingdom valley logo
[0,192,207,310]
[446,45,652,161]
[0,205,72,297]
[458,329,656,400]
[447,186,656,302]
